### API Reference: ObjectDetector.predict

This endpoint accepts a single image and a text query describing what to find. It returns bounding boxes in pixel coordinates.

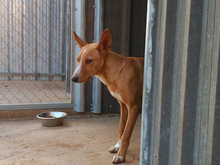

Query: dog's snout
[72,76,79,82]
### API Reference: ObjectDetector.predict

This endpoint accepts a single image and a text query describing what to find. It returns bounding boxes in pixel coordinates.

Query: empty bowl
[37,111,67,127]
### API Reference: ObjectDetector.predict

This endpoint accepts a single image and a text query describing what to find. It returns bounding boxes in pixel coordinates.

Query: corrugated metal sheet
[140,0,220,164]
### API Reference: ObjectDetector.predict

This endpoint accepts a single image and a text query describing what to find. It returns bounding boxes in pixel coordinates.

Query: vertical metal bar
[45,0,50,80]
[57,1,61,75]
[21,0,24,80]
[149,1,167,165]
[66,0,72,93]
[52,0,57,77]
[70,0,85,112]
[48,0,53,81]
[35,0,38,80]
[24,0,28,77]
[10,0,14,77]
[38,0,42,75]
[54,1,59,75]
[140,0,155,164]
[91,0,103,114]
[7,0,11,80]
[62,0,67,81]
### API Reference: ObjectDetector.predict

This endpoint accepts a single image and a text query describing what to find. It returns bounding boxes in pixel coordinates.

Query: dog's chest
[110,92,123,102]
[96,75,107,85]
[96,75,124,102]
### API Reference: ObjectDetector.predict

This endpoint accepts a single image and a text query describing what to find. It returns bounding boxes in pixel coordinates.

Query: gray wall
[140,0,220,164]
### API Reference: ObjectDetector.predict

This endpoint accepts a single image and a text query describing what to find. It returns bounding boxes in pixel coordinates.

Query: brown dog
[72,29,144,164]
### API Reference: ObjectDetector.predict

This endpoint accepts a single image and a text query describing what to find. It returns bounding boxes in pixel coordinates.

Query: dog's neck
[95,51,126,89]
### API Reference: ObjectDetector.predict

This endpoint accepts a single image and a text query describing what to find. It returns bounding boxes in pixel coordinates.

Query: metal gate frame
[0,0,81,111]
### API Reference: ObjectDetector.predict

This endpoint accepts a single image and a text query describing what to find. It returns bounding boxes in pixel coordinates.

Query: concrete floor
[0,115,141,165]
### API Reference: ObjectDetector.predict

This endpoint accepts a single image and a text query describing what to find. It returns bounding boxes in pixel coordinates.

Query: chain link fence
[0,0,71,104]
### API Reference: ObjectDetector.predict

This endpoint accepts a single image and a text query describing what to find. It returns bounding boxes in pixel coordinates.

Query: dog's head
[71,29,112,83]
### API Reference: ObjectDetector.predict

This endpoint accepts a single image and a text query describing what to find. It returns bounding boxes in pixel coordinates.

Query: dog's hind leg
[109,101,128,153]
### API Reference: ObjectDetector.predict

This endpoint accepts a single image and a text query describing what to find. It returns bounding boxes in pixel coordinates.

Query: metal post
[7,0,11,80]
[140,0,155,164]
[21,0,24,80]
[92,0,103,114]
[35,0,38,80]
[70,0,85,112]
[10,0,14,77]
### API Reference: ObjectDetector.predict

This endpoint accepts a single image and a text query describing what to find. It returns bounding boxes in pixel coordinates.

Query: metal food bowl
[37,111,67,127]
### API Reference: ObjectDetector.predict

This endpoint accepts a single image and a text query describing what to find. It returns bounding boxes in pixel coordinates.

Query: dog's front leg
[112,104,140,164]
[109,101,128,153]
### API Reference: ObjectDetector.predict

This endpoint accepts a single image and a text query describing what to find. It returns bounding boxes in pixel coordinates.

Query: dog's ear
[73,31,88,49]
[96,29,112,53]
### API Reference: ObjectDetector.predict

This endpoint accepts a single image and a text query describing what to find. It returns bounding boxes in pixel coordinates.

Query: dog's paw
[109,140,121,153]
[109,145,120,153]
[112,155,125,164]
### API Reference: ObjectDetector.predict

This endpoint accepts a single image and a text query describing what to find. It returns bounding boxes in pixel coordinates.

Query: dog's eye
[86,59,93,64]
[77,58,80,62]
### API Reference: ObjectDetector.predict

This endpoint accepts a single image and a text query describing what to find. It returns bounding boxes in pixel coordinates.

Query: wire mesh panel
[0,0,70,104]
